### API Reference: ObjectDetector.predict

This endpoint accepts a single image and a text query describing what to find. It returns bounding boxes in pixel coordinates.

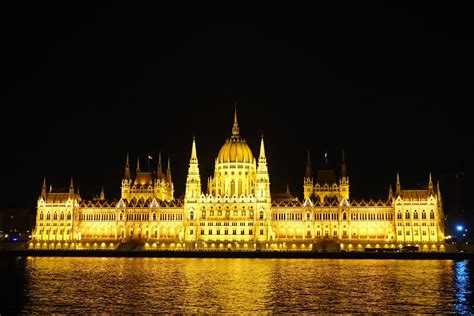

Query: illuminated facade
[31,110,445,251]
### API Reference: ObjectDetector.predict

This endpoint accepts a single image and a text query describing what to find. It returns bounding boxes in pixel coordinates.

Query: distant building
[0,208,35,241]
[31,110,446,251]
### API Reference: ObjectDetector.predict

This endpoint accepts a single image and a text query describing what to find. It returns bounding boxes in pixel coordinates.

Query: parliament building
[31,110,446,251]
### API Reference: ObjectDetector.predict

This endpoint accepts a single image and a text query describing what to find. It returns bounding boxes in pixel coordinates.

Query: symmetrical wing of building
[31,110,446,251]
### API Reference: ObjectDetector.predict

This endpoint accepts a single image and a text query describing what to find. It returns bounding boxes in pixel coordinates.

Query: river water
[1,257,473,313]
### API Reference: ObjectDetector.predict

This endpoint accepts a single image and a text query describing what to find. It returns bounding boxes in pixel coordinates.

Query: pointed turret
[429,172,433,190]
[256,135,270,201]
[191,135,198,163]
[69,177,74,195]
[437,180,442,202]
[304,149,313,200]
[232,104,240,137]
[166,156,172,183]
[136,156,141,173]
[286,184,290,195]
[388,185,393,200]
[305,150,312,179]
[341,149,347,178]
[41,177,46,196]
[396,172,401,195]
[157,152,163,179]
[124,153,131,180]
[259,134,266,161]
[185,136,201,201]
[100,186,105,200]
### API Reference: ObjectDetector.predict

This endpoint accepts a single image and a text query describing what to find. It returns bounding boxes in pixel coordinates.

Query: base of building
[26,240,446,252]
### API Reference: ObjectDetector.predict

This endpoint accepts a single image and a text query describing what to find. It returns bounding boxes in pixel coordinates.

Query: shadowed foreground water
[1,258,473,313]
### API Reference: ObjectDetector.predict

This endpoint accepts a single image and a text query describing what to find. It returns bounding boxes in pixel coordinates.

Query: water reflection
[1,258,473,313]
[454,260,473,314]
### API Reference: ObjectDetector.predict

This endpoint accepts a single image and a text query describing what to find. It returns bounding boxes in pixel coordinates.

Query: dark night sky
[1,3,473,229]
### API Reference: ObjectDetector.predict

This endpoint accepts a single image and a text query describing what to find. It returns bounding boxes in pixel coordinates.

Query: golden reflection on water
[17,258,471,313]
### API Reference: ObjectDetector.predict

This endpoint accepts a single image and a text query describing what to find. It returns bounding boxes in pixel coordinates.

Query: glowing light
[457,226,464,232]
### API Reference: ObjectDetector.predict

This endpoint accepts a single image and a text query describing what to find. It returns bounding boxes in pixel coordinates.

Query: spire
[429,172,433,189]
[286,184,290,195]
[124,152,131,180]
[305,150,312,179]
[166,156,172,183]
[191,135,198,161]
[185,135,201,200]
[259,134,266,160]
[157,152,163,179]
[341,149,347,178]
[69,177,74,194]
[232,104,240,137]
[136,156,141,173]
[388,185,393,200]
[396,172,401,194]
[41,177,47,198]
[77,186,80,195]
[100,186,105,200]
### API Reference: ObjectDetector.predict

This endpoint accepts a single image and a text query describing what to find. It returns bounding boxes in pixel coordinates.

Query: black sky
[1,2,473,230]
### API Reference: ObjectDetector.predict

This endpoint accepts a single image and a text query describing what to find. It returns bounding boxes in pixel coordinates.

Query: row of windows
[195,229,262,235]
[397,210,435,220]
[397,230,436,236]
[398,222,436,227]
[200,210,257,218]
[160,214,183,221]
[351,213,393,221]
[39,212,71,220]
[273,213,304,221]
[78,213,182,222]
[79,214,117,221]
[199,222,254,227]
[272,212,393,221]
[37,229,71,235]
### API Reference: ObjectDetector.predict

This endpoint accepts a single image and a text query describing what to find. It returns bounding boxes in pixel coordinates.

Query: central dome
[218,139,254,163]
[216,108,254,164]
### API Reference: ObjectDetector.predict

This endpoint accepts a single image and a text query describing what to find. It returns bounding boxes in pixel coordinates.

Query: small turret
[41,177,47,199]
[341,149,347,178]
[69,177,74,195]
[304,149,313,200]
[124,153,130,180]
[157,152,163,180]
[100,186,105,201]
[305,150,312,180]
[136,156,141,173]
[166,156,172,183]
[396,172,401,195]
[388,185,393,200]
[429,172,433,191]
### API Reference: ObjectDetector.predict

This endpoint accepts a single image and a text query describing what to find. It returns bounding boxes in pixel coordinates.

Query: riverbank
[1,249,473,259]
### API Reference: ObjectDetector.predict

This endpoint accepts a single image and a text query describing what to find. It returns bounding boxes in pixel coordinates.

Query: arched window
[40,212,44,220]
[422,210,426,220]
[430,211,435,220]
[259,211,264,220]
[202,210,206,218]
[67,212,71,220]
[342,212,347,220]
[306,212,311,221]
[190,211,194,220]
[405,210,410,220]
[397,212,402,220]
[413,211,418,220]
[53,212,58,220]
[152,213,156,221]
[60,212,64,220]
[119,213,124,221]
